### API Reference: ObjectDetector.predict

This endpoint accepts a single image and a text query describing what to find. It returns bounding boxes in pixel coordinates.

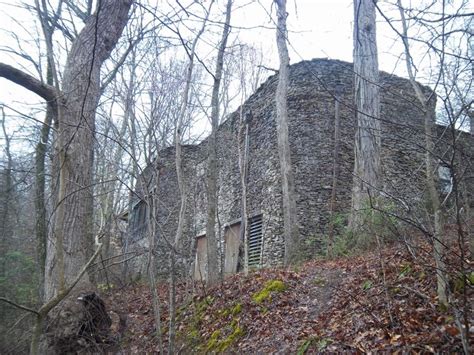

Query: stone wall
[126,145,204,277]
[126,58,473,277]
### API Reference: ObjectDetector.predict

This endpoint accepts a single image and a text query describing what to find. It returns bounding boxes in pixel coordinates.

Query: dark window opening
[130,200,147,241]
[438,165,452,194]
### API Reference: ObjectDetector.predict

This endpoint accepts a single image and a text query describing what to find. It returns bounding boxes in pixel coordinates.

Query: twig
[6,312,31,334]
[257,64,278,73]
[0,298,39,315]
[399,285,433,302]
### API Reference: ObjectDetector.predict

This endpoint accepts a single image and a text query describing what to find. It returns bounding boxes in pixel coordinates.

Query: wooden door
[194,235,207,281]
[224,223,240,276]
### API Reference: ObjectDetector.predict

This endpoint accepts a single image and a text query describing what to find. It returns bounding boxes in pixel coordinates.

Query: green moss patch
[206,330,221,351]
[231,302,242,315]
[180,298,246,352]
[252,279,287,304]
[178,296,215,347]
[206,322,245,352]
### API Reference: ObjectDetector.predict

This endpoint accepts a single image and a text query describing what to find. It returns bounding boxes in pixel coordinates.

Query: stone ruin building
[125,58,473,280]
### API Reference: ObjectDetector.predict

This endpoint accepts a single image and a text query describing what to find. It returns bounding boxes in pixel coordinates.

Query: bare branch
[38,242,103,317]
[0,297,39,315]
[0,63,57,102]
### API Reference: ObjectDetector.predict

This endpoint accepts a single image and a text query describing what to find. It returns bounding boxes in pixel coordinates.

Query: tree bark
[396,0,448,305]
[43,0,132,299]
[29,242,103,355]
[0,107,12,282]
[350,0,381,232]
[34,0,60,301]
[169,3,214,349]
[0,63,56,102]
[328,89,342,254]
[238,111,250,275]
[143,173,164,354]
[275,0,299,265]
[35,98,55,302]
[0,0,132,301]
[206,0,233,284]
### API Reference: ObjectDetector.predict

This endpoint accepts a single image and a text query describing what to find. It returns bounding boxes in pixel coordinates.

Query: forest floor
[105,239,472,353]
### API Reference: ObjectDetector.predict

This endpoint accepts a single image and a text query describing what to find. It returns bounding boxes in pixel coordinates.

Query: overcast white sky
[223,0,407,74]
[0,0,408,101]
[1,0,468,152]
[234,0,354,65]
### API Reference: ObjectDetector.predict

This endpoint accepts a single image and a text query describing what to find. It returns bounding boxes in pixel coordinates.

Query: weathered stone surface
[126,58,474,276]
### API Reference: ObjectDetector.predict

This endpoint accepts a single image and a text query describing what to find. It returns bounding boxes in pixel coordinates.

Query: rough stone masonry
[126,58,473,279]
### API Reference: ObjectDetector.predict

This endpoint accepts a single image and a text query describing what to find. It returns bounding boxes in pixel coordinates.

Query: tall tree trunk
[206,0,233,284]
[124,53,139,281]
[424,111,448,306]
[144,175,164,354]
[350,0,381,232]
[238,110,250,275]
[328,89,342,254]
[169,4,214,349]
[35,97,54,302]
[468,111,474,258]
[44,0,132,299]
[396,0,448,305]
[34,0,61,302]
[0,107,12,284]
[0,2,131,351]
[275,0,299,265]
[101,72,133,266]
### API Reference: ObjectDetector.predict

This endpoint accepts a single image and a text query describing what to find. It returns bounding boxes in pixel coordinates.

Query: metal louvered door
[248,215,263,268]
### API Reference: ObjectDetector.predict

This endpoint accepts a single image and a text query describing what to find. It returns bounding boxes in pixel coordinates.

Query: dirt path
[236,264,343,353]
[108,243,470,353]
[298,267,342,319]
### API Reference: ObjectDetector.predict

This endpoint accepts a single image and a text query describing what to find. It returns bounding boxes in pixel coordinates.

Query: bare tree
[0,107,13,284]
[349,0,382,235]
[274,0,299,264]
[33,0,64,302]
[0,0,132,316]
[168,2,214,350]
[395,0,448,306]
[376,1,472,350]
[45,0,131,298]
[328,86,343,254]
[206,0,233,284]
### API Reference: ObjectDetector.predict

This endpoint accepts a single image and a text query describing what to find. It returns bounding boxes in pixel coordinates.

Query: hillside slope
[106,241,471,353]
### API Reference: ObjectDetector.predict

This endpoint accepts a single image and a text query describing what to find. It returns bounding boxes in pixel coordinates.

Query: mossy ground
[177,296,246,353]
[252,279,287,304]
[108,240,467,353]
